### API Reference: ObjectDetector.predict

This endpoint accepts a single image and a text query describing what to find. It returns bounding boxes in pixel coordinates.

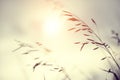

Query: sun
[43,12,62,36]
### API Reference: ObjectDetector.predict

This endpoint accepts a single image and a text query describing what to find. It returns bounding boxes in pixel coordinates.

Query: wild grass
[12,39,71,80]
[62,10,120,80]
[12,10,120,80]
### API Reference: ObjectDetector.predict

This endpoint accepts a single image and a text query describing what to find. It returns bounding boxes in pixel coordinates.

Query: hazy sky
[0,0,120,80]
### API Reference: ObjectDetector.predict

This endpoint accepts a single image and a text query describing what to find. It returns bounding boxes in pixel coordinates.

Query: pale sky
[0,0,120,80]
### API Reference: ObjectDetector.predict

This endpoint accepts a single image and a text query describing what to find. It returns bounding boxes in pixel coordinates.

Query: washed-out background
[0,0,120,80]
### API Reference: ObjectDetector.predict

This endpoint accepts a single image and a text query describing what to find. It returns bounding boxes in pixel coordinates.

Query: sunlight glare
[43,13,62,36]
